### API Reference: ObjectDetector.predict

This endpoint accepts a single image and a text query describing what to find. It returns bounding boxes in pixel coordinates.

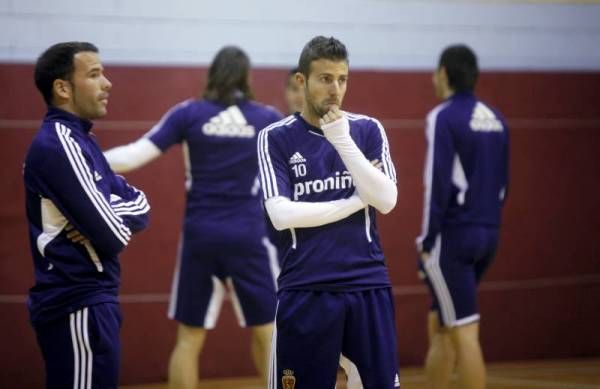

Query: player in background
[24,41,150,389]
[104,46,282,388]
[416,44,509,389]
[284,67,304,114]
[259,36,400,389]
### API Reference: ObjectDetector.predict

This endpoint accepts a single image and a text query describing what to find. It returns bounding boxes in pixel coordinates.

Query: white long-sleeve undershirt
[104,138,162,173]
[321,117,397,214]
[265,194,366,231]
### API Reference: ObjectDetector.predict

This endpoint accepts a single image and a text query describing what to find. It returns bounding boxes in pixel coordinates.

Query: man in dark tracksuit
[24,42,150,389]
[416,45,509,389]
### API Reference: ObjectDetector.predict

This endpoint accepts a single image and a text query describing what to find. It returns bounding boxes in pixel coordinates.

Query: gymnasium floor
[122,358,600,388]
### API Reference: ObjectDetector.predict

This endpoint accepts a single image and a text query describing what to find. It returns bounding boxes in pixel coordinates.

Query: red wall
[1,64,600,386]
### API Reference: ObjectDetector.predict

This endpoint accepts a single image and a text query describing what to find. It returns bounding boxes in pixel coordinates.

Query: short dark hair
[203,46,254,106]
[297,36,348,77]
[439,44,479,93]
[34,41,99,105]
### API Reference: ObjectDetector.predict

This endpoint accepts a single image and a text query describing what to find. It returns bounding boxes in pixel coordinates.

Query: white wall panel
[0,0,599,70]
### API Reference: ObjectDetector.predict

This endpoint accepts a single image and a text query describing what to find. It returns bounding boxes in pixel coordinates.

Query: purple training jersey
[417,92,510,253]
[258,112,397,292]
[24,107,150,325]
[146,98,283,235]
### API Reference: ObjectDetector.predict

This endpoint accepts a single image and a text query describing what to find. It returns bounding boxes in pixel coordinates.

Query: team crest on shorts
[282,369,296,389]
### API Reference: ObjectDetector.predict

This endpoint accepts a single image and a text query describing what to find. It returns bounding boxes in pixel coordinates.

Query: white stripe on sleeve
[257,129,270,198]
[111,192,146,209]
[112,193,150,215]
[372,118,397,183]
[60,124,131,238]
[258,116,296,199]
[258,128,276,199]
[55,123,131,245]
[417,103,449,245]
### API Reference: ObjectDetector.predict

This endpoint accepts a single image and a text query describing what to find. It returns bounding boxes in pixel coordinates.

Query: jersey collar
[46,106,94,134]
[295,112,325,137]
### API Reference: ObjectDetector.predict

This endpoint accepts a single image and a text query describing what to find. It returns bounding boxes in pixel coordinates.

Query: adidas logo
[394,373,400,387]
[289,152,306,164]
[94,171,103,181]
[202,105,255,138]
[470,102,503,132]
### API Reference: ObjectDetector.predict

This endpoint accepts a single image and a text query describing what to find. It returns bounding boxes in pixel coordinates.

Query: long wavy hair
[203,46,254,105]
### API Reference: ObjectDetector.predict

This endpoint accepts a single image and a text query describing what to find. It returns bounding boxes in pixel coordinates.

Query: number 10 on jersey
[291,163,307,177]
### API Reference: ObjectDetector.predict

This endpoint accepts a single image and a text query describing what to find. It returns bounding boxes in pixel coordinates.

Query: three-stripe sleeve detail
[55,123,131,245]
[372,118,397,183]
[111,192,150,216]
[257,116,296,200]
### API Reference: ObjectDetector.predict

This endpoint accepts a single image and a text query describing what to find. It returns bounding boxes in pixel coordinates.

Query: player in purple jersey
[24,42,150,389]
[104,46,282,388]
[281,67,363,389]
[284,67,304,114]
[416,45,509,389]
[259,36,400,388]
